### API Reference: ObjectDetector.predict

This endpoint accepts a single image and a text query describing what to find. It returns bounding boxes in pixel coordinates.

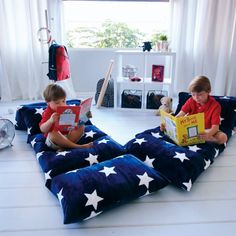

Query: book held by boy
[160,110,205,146]
[55,97,93,132]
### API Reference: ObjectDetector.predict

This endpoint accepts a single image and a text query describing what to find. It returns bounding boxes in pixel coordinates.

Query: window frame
[62,0,170,49]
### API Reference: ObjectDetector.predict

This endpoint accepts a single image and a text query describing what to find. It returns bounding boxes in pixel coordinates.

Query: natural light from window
[63,1,170,49]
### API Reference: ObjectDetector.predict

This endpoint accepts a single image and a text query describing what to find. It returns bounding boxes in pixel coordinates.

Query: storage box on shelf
[114,50,176,109]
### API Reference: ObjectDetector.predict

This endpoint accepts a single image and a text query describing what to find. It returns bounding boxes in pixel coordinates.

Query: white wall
[68,49,117,97]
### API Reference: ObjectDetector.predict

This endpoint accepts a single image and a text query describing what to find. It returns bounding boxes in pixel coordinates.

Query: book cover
[152,65,164,82]
[160,110,205,146]
[55,97,93,132]
[55,106,81,132]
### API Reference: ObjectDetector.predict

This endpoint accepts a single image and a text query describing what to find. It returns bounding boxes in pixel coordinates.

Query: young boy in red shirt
[175,75,227,144]
[39,84,93,150]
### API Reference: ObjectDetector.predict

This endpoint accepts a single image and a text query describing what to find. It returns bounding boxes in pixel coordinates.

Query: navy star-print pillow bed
[49,154,169,224]
[28,126,126,189]
[125,126,226,191]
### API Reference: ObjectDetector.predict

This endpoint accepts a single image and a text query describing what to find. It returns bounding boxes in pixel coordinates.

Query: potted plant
[159,34,168,42]
[158,34,169,52]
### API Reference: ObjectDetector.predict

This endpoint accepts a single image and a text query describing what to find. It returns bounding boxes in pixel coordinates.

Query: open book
[160,110,205,146]
[55,97,93,132]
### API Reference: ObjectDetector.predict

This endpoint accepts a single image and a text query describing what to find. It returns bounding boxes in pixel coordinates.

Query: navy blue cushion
[125,127,225,191]
[49,154,169,224]
[28,126,126,189]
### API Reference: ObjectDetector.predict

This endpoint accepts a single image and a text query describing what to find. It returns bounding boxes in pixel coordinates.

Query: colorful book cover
[152,65,164,82]
[160,110,205,146]
[55,97,93,132]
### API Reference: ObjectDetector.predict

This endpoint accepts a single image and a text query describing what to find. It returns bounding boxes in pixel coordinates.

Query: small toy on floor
[155,96,173,116]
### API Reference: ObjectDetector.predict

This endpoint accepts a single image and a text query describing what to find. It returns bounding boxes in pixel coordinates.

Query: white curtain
[0,0,49,101]
[0,0,76,101]
[170,0,236,96]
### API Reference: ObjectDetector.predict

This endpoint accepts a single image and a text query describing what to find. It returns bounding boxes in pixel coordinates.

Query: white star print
[56,151,70,156]
[16,105,23,110]
[214,148,219,158]
[85,190,103,210]
[134,138,147,145]
[84,211,102,221]
[99,166,117,177]
[232,130,236,136]
[36,151,44,160]
[45,170,52,180]
[144,189,150,196]
[31,138,36,147]
[35,108,44,115]
[57,188,64,204]
[85,130,96,138]
[204,159,211,170]
[188,145,201,152]
[27,127,32,135]
[85,153,99,165]
[151,132,162,138]
[115,155,125,159]
[144,155,155,168]
[182,179,192,191]
[173,152,189,162]
[66,169,78,174]
[98,139,109,144]
[137,172,154,189]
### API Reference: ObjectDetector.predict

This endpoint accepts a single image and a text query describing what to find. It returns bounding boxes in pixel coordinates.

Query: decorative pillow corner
[49,154,169,224]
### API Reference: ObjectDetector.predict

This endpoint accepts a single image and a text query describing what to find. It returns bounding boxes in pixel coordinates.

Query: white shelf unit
[114,50,176,109]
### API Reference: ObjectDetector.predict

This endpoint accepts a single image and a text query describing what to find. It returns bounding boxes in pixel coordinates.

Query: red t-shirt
[39,106,68,137]
[181,96,221,129]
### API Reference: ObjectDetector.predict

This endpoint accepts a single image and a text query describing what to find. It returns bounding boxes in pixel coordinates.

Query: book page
[79,97,93,124]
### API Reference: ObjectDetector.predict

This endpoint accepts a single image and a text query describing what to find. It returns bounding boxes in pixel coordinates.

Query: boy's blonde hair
[43,84,66,102]
[188,75,211,93]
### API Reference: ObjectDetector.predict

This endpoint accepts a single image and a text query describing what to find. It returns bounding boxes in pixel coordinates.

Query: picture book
[152,65,164,82]
[55,97,93,132]
[160,110,205,146]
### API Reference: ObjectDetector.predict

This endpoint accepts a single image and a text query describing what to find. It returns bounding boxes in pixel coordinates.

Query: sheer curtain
[0,0,75,101]
[170,0,236,96]
[0,0,50,101]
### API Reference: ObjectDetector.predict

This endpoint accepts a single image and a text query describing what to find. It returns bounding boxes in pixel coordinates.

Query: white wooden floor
[1,100,236,236]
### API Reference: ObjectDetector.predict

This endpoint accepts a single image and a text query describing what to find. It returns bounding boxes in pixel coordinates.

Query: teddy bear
[155,96,173,116]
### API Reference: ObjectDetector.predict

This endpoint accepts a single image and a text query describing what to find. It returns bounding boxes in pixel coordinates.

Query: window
[63,1,170,48]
